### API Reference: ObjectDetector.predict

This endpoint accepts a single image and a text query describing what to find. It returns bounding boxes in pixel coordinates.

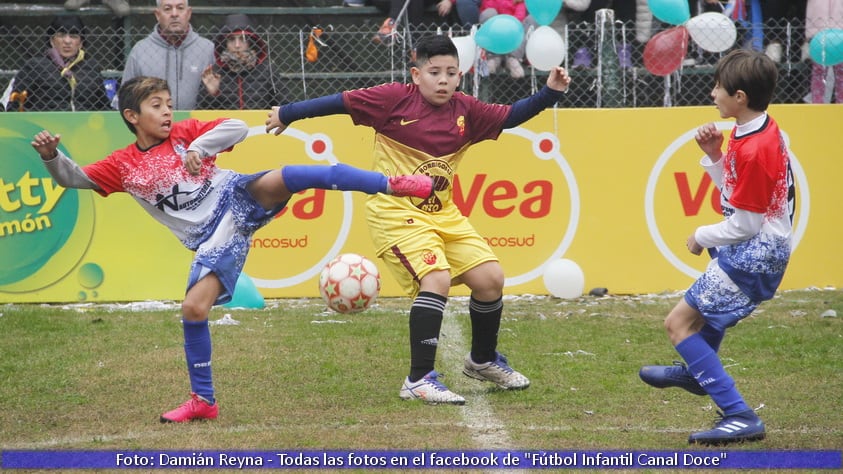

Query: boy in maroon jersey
[266,35,571,404]
[31,76,432,422]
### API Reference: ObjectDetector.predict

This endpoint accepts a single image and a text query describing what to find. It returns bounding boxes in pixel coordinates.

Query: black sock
[469,296,502,364]
[408,291,447,382]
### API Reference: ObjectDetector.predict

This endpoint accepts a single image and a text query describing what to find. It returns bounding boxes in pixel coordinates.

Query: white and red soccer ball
[318,253,381,313]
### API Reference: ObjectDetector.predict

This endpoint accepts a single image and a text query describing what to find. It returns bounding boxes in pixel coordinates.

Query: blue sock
[183,319,215,405]
[699,323,724,352]
[675,333,749,416]
[281,163,387,194]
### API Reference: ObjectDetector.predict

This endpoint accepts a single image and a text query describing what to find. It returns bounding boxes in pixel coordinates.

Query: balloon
[451,35,476,73]
[475,14,524,55]
[223,272,265,309]
[647,0,691,26]
[809,28,843,66]
[643,26,689,76]
[542,259,585,299]
[526,26,565,71]
[525,0,562,26]
[686,12,737,53]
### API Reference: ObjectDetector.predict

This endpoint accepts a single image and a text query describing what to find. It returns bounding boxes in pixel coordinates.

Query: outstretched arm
[266,93,346,135]
[503,68,571,129]
[31,130,100,190]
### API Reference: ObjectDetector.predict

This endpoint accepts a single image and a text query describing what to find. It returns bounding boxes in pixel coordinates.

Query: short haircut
[714,49,778,111]
[118,76,170,134]
[157,0,190,6]
[414,35,458,66]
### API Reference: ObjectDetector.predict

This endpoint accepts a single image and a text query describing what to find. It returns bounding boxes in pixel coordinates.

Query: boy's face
[130,90,173,141]
[411,54,461,106]
[711,81,744,119]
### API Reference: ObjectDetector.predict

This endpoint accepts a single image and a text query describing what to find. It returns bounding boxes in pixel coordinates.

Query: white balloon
[686,12,737,53]
[542,259,584,299]
[452,35,476,74]
[526,25,566,71]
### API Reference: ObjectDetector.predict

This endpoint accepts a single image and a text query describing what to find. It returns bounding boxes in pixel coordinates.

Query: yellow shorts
[377,212,498,298]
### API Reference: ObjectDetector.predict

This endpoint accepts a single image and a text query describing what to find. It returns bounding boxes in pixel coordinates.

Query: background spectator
[6,15,110,112]
[198,14,285,110]
[373,0,442,45]
[436,0,482,27]
[805,0,843,103]
[479,0,537,78]
[64,0,131,18]
[121,0,213,110]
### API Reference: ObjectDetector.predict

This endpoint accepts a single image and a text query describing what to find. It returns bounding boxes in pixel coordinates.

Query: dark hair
[117,76,170,134]
[714,49,778,111]
[414,35,458,66]
[47,15,86,44]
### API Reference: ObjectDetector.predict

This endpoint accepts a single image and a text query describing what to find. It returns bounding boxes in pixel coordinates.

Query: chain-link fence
[0,14,827,111]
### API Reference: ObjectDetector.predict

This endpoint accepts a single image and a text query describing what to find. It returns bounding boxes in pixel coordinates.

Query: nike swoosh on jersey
[400,118,419,126]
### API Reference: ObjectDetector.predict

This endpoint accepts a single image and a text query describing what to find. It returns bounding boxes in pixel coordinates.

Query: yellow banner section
[1,105,839,303]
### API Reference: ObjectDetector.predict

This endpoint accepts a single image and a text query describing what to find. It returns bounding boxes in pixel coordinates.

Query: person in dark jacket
[7,15,110,112]
[198,14,284,110]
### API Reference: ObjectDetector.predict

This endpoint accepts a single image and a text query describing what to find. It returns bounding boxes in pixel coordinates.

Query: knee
[419,269,452,296]
[181,298,209,322]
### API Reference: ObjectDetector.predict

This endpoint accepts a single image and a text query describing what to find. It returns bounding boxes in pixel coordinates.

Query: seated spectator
[806,0,843,103]
[64,0,131,18]
[374,0,458,45]
[436,0,482,27]
[479,0,537,78]
[198,14,285,110]
[6,15,110,112]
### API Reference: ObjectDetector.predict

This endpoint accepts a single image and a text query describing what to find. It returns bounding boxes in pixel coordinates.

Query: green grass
[0,290,841,472]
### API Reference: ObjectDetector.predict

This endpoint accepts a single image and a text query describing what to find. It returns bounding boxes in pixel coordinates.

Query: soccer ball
[318,253,381,314]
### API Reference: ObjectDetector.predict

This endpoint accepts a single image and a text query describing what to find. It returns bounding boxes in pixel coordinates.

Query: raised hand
[31,130,61,160]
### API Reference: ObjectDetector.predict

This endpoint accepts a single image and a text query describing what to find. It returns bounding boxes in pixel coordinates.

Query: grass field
[1,288,841,472]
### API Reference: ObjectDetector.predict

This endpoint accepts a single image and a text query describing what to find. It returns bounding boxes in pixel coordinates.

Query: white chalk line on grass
[440,308,517,452]
[440,309,529,474]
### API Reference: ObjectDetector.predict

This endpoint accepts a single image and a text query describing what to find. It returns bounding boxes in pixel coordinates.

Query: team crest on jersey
[456,115,465,136]
[422,250,437,265]
[415,159,452,213]
[173,142,188,159]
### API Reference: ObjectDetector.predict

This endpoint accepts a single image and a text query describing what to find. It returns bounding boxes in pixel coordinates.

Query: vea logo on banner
[0,121,98,297]
[644,122,810,279]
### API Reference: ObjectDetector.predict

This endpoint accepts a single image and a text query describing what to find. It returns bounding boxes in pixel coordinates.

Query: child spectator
[198,14,285,110]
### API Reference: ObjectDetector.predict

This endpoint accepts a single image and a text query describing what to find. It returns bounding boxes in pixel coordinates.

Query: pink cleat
[388,175,433,199]
[160,393,219,423]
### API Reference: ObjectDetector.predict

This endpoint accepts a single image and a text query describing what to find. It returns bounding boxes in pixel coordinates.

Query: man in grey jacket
[121,0,213,110]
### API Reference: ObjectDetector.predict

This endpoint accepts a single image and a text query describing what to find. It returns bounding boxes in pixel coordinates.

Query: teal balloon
[224,272,265,309]
[648,0,691,26]
[475,14,525,54]
[809,29,843,66]
[525,0,562,26]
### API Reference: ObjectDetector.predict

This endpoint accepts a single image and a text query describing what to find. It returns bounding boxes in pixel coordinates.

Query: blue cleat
[688,409,766,445]
[639,361,707,396]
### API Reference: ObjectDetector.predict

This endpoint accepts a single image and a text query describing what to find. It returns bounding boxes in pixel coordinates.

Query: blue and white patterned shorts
[186,171,288,305]
[684,258,759,331]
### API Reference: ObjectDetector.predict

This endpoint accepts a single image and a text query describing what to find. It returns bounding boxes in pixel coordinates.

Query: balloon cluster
[458,0,565,72]
[644,0,738,76]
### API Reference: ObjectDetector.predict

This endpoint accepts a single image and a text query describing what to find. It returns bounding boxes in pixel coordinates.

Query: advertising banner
[1,105,839,303]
